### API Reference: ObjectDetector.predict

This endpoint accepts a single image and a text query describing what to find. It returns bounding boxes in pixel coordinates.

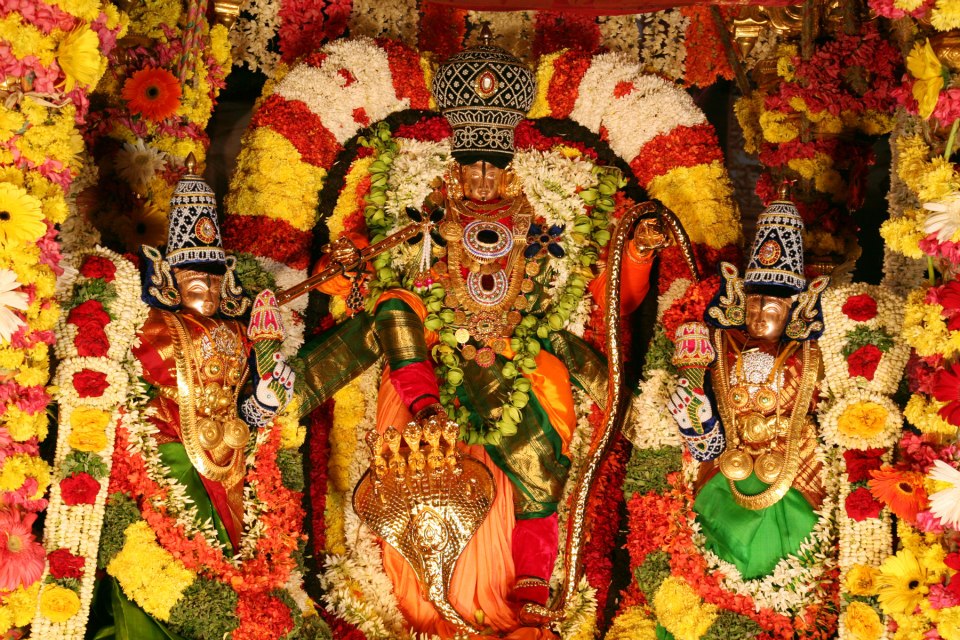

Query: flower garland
[0,2,124,637]
[32,248,146,638]
[78,0,231,255]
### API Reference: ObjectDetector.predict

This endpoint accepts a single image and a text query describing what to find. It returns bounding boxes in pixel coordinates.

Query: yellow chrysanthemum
[845,564,881,596]
[39,584,80,623]
[328,156,375,240]
[653,576,717,640]
[0,107,24,144]
[68,407,111,452]
[0,183,46,246]
[529,50,561,119]
[838,402,888,439]
[877,549,929,615]
[607,606,658,640]
[759,110,800,143]
[918,157,960,202]
[209,24,231,70]
[3,582,39,627]
[905,394,958,439]
[935,607,960,640]
[931,0,960,32]
[57,25,103,92]
[845,601,883,640]
[880,217,926,259]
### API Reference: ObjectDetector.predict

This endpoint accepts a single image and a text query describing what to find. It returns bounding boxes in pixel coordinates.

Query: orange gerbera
[868,467,929,523]
[121,67,182,121]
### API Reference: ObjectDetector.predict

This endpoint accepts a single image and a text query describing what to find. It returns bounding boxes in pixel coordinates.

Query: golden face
[459,161,503,202]
[174,268,223,317]
[745,294,791,341]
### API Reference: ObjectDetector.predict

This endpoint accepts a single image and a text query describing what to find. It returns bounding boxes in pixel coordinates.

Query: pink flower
[0,509,45,590]
[928,583,960,610]
[916,510,945,533]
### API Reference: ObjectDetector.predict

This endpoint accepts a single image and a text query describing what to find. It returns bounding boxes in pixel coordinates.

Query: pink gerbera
[0,509,45,590]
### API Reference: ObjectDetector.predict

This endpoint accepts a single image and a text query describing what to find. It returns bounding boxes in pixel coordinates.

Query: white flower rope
[33,248,149,639]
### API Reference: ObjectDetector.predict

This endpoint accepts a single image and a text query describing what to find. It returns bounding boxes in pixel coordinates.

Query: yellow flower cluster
[903,289,960,358]
[68,406,112,452]
[39,584,81,623]
[734,93,764,154]
[278,400,306,449]
[606,606,658,640]
[0,452,51,499]
[844,601,884,640]
[326,379,367,555]
[107,521,197,621]
[529,50,561,119]
[653,576,718,640]
[838,401,889,439]
[225,128,327,233]
[0,583,39,631]
[905,394,958,439]
[845,564,881,596]
[930,0,960,31]
[646,161,742,250]
[328,157,375,240]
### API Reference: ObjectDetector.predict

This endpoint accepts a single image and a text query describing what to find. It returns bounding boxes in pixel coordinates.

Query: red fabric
[424,0,792,15]
[200,474,241,550]
[386,362,441,414]
[512,513,558,583]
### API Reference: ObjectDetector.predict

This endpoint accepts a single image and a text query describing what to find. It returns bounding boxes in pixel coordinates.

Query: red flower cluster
[841,294,878,321]
[845,486,883,521]
[378,38,432,110]
[927,280,960,331]
[933,362,960,427]
[60,472,100,506]
[545,49,594,119]
[533,11,601,59]
[79,255,117,282]
[72,369,109,398]
[843,448,884,483]
[630,124,723,187]
[416,2,466,60]
[847,344,883,381]
[680,6,734,88]
[394,116,452,143]
[67,299,110,357]
[250,94,342,169]
[48,548,85,579]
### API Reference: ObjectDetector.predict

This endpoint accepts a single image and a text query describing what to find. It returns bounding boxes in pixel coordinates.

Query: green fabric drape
[157,442,233,551]
[694,473,818,579]
[91,579,186,640]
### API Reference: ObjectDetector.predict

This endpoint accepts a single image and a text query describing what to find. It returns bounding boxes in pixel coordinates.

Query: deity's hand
[632,217,670,258]
[667,377,716,434]
[320,236,362,275]
[254,355,295,411]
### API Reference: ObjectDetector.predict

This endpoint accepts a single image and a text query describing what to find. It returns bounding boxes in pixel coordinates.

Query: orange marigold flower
[868,467,929,523]
[121,67,182,122]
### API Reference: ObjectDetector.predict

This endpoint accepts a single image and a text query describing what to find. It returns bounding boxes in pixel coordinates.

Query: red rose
[72,369,109,398]
[847,344,883,380]
[845,486,883,521]
[844,448,885,483]
[67,300,110,330]
[79,255,116,282]
[60,472,100,506]
[75,327,110,357]
[842,294,878,321]
[48,548,85,579]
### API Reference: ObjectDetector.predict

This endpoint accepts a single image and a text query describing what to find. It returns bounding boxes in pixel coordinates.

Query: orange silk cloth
[376,372,558,639]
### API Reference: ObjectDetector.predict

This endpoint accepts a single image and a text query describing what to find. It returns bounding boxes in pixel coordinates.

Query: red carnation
[60,472,100,506]
[79,255,116,282]
[67,300,110,329]
[933,362,960,426]
[844,448,885,483]
[48,548,85,579]
[72,369,109,398]
[75,327,110,357]
[842,294,878,321]
[845,486,883,521]
[847,344,883,380]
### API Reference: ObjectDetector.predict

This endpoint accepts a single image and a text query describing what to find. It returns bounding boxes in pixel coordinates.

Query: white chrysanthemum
[114,139,167,190]
[923,192,960,242]
[0,268,28,344]
[928,459,960,528]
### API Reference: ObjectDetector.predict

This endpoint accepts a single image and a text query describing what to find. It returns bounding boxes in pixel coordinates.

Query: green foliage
[72,280,118,313]
[277,449,305,492]
[642,326,680,379]
[168,577,239,640]
[634,550,671,603]
[702,610,763,640]
[59,450,109,481]
[623,446,682,499]
[98,493,142,569]
[841,325,894,357]
[232,252,276,296]
[275,588,332,640]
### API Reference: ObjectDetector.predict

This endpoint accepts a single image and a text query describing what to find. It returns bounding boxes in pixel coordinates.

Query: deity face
[459,161,503,202]
[174,268,223,317]
[745,294,791,342]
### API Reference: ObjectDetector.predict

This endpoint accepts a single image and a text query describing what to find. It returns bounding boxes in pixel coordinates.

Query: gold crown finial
[777,179,794,201]
[185,152,197,175]
[479,23,492,45]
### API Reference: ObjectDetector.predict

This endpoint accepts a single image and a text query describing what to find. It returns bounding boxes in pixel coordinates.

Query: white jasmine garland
[511,148,599,233]
[229,0,280,74]
[637,9,689,82]
[384,139,451,226]
[598,14,640,62]
[569,52,639,134]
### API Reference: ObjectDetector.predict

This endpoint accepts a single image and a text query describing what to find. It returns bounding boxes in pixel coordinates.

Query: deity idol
[298,31,668,638]
[669,192,832,596]
[99,160,298,634]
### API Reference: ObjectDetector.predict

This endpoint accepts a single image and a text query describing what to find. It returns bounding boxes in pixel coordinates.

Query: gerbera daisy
[933,362,960,426]
[114,139,167,190]
[56,25,102,92]
[876,548,929,615]
[868,467,928,523]
[0,509,45,591]
[113,199,168,253]
[928,459,960,529]
[121,67,182,122]
[0,182,46,246]
[0,269,27,344]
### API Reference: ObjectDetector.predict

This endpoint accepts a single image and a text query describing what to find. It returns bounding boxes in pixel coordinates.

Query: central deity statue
[300,30,666,638]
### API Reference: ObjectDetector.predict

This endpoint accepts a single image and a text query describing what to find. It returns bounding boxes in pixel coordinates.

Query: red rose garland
[72,370,109,398]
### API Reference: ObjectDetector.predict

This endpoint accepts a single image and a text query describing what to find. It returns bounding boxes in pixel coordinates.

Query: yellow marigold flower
[606,606,658,640]
[646,161,740,249]
[931,0,960,32]
[815,168,846,201]
[845,601,883,640]
[0,15,54,64]
[880,217,925,259]
[0,107,24,144]
[905,394,957,439]
[859,111,895,136]
[653,576,717,640]
[777,55,795,81]
[846,564,881,596]
[209,24,232,69]
[759,110,799,143]
[39,584,80,623]
[4,582,39,627]
[838,402,888,439]
[918,157,960,202]
[0,183,46,247]
[68,407,111,452]
[734,94,763,154]
[278,401,306,449]
[52,0,102,21]
[907,39,946,120]
[57,25,103,91]
[877,549,929,615]
[128,0,182,38]
[331,381,363,493]
[529,51,561,119]
[329,156,375,240]
[936,607,960,640]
